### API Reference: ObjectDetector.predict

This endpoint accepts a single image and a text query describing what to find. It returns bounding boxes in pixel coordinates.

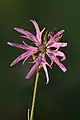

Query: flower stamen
[39,45,46,53]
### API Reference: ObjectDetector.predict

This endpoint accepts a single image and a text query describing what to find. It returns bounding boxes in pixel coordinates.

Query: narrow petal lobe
[10,51,32,66]
[52,55,67,72]
[14,27,38,43]
[30,20,41,43]
[47,42,67,49]
[49,50,66,61]
[7,42,38,51]
[26,61,40,79]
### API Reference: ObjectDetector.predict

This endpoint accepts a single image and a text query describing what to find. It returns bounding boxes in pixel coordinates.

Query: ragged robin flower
[8,20,67,84]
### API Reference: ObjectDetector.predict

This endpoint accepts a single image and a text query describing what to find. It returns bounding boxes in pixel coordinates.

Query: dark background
[0,0,80,120]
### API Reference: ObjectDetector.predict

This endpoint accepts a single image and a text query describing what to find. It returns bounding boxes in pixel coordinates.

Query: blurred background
[0,0,80,120]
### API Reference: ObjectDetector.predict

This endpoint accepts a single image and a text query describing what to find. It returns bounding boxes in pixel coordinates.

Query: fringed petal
[49,50,66,61]
[47,52,67,72]
[7,42,38,52]
[10,51,32,66]
[52,55,67,72]
[30,20,41,43]
[46,30,65,47]
[46,52,54,66]
[26,60,40,79]
[47,42,67,49]
[14,27,38,43]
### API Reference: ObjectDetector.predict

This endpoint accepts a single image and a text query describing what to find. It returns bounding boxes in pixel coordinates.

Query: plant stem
[28,109,30,120]
[30,71,39,120]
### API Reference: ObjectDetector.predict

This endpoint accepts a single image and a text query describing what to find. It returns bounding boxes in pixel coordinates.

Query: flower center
[39,45,46,53]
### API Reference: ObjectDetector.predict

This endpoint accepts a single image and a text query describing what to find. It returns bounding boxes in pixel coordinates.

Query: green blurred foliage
[0,0,80,120]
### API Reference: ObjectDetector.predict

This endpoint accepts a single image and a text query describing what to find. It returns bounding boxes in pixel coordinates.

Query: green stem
[30,71,39,120]
[28,109,30,120]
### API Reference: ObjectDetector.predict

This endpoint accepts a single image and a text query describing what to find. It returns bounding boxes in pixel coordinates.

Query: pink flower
[8,20,67,84]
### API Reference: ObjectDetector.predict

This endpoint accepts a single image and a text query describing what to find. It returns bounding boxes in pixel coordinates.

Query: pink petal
[10,51,32,66]
[46,30,65,47]
[52,55,67,72]
[14,27,38,43]
[54,30,65,39]
[41,57,52,68]
[7,42,38,52]
[47,52,67,72]
[46,36,55,47]
[46,52,54,65]
[22,51,36,64]
[42,64,49,84]
[26,55,43,79]
[47,42,67,49]
[49,50,66,61]
[26,61,40,79]
[30,20,41,43]
[40,54,50,84]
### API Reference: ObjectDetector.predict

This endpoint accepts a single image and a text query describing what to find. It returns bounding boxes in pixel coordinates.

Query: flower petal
[46,36,55,47]
[42,64,49,84]
[7,42,38,51]
[14,27,38,43]
[54,30,65,39]
[22,51,36,64]
[46,52,54,65]
[42,57,52,68]
[52,55,67,72]
[47,42,67,49]
[30,20,41,43]
[47,52,67,72]
[46,30,65,47]
[26,61,40,79]
[26,55,43,79]
[49,50,66,61]
[10,51,32,66]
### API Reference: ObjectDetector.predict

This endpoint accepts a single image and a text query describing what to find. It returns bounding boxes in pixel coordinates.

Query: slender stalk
[30,71,39,120]
[28,109,30,120]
